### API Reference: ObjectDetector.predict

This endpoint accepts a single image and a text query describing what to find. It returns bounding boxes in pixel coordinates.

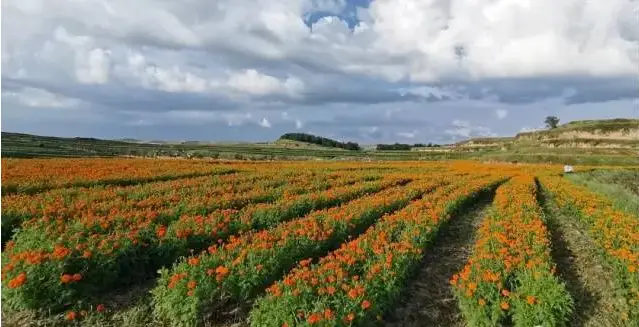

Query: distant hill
[2,118,638,165]
[515,119,639,149]
[456,119,639,150]
[274,139,347,151]
[455,137,515,149]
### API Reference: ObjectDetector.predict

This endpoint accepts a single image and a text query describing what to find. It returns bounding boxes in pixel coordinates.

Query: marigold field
[1,158,637,327]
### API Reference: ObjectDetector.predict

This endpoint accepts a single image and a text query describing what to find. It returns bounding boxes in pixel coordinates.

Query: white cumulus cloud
[259,117,272,128]
[3,87,81,108]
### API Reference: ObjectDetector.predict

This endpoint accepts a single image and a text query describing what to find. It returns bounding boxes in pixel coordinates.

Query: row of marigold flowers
[538,175,639,322]
[1,168,376,244]
[1,170,410,312]
[1,169,283,243]
[149,168,498,326]
[3,168,355,224]
[246,173,505,326]
[451,175,573,327]
[5,170,386,259]
[1,158,249,194]
[1,158,431,195]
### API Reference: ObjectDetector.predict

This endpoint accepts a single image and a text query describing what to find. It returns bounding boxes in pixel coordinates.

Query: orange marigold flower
[324,309,334,319]
[187,280,197,289]
[346,312,356,322]
[268,285,282,297]
[501,289,510,297]
[478,298,486,306]
[72,273,82,282]
[65,311,77,321]
[53,245,71,260]
[526,295,537,305]
[188,257,200,266]
[500,301,510,310]
[216,265,229,275]
[8,272,27,289]
[156,226,167,238]
[60,274,73,284]
[361,300,371,310]
[307,313,322,324]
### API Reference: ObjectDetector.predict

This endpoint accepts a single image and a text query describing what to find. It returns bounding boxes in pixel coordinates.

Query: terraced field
[1,159,637,327]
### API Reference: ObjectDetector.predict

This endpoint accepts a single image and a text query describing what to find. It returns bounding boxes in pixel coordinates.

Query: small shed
[563,165,574,173]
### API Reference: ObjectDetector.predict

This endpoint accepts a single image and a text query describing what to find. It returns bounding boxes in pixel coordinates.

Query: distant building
[563,165,574,173]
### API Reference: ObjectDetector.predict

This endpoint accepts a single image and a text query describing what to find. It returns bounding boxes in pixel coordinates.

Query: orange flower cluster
[249,172,503,326]
[150,173,444,326]
[1,158,240,194]
[2,167,379,311]
[1,159,565,322]
[166,175,391,241]
[539,175,639,321]
[451,175,573,327]
[7,272,28,289]
[1,169,263,247]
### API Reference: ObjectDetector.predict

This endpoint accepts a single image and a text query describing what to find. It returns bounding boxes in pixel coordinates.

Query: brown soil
[384,196,493,327]
[539,189,632,327]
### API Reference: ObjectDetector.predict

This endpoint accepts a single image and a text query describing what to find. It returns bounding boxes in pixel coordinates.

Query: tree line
[376,143,442,150]
[279,133,361,151]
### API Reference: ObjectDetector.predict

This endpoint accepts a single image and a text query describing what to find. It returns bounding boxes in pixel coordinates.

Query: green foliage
[376,143,411,151]
[545,116,560,129]
[566,171,639,216]
[151,183,417,326]
[279,133,361,151]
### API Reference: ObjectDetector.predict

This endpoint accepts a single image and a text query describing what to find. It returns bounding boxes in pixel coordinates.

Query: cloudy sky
[2,0,638,144]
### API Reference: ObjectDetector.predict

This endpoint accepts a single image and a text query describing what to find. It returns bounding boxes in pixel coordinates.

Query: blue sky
[2,0,638,144]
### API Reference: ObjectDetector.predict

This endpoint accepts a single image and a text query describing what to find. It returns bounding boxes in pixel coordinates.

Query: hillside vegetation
[457,119,639,150]
[515,119,639,147]
[2,118,638,166]
[278,132,361,150]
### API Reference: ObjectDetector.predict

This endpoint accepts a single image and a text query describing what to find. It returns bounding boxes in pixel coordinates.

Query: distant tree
[545,116,560,129]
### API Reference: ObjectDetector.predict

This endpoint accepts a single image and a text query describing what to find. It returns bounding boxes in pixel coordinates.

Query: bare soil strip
[538,186,629,327]
[384,195,494,327]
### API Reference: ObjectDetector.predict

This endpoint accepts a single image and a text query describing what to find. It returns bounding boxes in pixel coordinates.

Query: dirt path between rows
[538,187,630,327]
[384,196,493,327]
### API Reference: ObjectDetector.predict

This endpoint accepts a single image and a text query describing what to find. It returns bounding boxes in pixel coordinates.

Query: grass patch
[566,170,639,216]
